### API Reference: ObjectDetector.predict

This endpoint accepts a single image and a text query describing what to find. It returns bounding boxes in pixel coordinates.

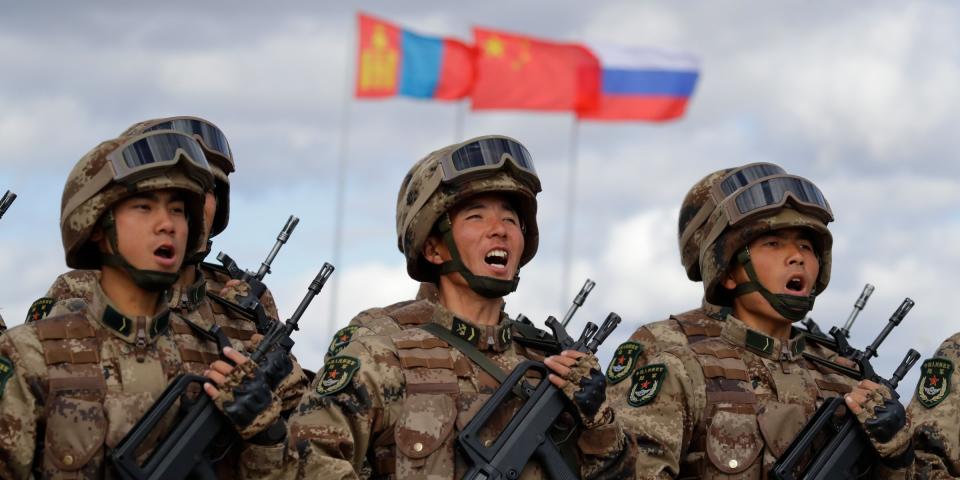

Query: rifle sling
[420,323,507,384]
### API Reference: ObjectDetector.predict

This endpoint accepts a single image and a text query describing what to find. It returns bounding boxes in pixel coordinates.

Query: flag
[356,13,474,100]
[577,44,700,121]
[472,28,601,111]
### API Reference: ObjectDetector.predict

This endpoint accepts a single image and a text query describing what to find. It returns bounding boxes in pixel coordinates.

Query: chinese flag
[472,28,600,111]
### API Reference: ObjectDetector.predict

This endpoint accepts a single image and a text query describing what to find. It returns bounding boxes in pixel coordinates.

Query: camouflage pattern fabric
[244,300,635,479]
[910,332,960,478]
[616,314,911,479]
[0,282,235,478]
[0,313,5,335]
[201,261,281,325]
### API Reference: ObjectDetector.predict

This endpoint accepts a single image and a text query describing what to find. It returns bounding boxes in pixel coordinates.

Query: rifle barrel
[864,298,914,360]
[0,190,16,220]
[561,279,595,328]
[890,349,921,389]
[841,284,874,335]
[256,215,299,280]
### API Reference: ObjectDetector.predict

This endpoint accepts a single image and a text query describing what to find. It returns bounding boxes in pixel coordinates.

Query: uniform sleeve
[909,336,960,478]
[0,328,44,479]
[609,349,704,480]
[249,336,403,479]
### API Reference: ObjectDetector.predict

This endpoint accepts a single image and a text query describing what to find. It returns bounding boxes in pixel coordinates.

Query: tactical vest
[677,336,852,479]
[672,309,725,345]
[368,300,551,479]
[34,312,214,477]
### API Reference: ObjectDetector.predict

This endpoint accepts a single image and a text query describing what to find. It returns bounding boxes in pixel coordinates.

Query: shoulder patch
[628,363,667,407]
[0,356,13,398]
[316,356,361,396]
[327,326,360,357]
[606,341,644,385]
[26,297,56,323]
[916,358,953,409]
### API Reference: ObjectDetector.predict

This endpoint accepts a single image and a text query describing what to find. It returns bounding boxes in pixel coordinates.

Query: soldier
[0,131,284,478]
[615,164,914,478]
[908,334,960,477]
[243,135,635,478]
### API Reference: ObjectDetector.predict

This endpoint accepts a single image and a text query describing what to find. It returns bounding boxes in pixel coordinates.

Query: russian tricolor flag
[356,13,474,101]
[577,44,700,121]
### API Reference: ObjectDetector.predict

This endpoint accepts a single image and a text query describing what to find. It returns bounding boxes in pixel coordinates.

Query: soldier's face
[724,228,819,322]
[428,193,525,282]
[101,189,189,274]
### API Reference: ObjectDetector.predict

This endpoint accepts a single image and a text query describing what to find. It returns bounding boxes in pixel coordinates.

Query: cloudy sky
[2,1,958,395]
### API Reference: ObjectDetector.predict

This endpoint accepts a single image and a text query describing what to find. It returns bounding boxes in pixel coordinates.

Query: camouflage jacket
[0,282,230,479]
[243,299,634,479]
[909,332,960,479]
[616,314,910,479]
[0,313,5,335]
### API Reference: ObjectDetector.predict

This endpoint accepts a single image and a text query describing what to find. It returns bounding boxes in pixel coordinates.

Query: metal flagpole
[329,22,357,334]
[560,118,580,311]
[453,100,466,142]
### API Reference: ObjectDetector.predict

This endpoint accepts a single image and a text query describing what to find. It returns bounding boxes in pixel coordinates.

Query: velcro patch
[628,363,667,407]
[26,297,56,323]
[0,356,13,398]
[916,358,953,409]
[316,356,360,396]
[606,341,644,385]
[327,326,359,357]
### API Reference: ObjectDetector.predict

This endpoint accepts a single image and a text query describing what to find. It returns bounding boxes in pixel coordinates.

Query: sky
[1,1,959,396]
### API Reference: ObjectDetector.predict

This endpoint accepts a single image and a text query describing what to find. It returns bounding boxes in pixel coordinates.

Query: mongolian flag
[356,13,474,100]
[577,44,700,121]
[471,28,601,111]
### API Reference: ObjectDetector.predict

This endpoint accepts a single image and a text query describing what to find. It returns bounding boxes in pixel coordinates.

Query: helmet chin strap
[730,248,816,322]
[183,239,213,266]
[436,216,518,299]
[99,212,180,292]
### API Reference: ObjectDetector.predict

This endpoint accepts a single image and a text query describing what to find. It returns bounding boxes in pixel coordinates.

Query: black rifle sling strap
[420,323,507,384]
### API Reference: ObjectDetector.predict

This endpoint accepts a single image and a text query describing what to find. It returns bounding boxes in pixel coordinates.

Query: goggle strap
[61,167,116,225]
[679,197,717,254]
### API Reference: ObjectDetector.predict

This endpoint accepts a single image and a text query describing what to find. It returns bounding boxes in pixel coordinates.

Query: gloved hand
[846,380,912,461]
[204,347,284,442]
[544,351,613,429]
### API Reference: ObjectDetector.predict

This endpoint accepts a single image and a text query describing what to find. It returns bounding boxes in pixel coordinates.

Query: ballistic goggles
[104,131,213,189]
[712,162,786,198]
[142,116,234,173]
[440,136,541,193]
[718,173,833,226]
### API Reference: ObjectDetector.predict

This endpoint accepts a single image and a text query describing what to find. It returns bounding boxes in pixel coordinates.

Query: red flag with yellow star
[472,28,601,111]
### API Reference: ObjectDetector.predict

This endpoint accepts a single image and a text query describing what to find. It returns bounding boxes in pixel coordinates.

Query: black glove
[260,349,293,390]
[864,398,907,443]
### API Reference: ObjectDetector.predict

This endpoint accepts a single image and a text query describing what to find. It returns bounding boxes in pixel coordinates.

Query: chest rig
[678,319,852,480]
[370,300,531,479]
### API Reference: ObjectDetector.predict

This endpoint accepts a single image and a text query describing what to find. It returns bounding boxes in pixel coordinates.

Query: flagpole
[560,118,580,311]
[329,20,357,336]
[453,100,466,142]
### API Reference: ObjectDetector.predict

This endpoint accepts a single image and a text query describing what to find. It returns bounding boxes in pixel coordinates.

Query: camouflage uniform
[909,333,960,478]
[610,164,912,478]
[247,300,633,479]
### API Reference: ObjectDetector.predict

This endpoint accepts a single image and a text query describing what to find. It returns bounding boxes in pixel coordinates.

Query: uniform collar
[721,314,806,361]
[430,302,513,352]
[89,281,171,344]
[167,268,207,312]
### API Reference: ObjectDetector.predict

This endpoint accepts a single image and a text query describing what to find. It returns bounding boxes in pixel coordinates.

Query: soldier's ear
[422,235,446,266]
[722,264,743,290]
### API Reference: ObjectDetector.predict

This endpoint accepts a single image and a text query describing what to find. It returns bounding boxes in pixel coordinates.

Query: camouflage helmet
[677,163,834,305]
[396,135,541,282]
[121,116,233,237]
[61,132,214,269]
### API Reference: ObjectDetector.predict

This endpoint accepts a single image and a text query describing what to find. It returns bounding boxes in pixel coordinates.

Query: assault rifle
[771,298,921,480]
[459,311,621,480]
[208,215,299,334]
[111,264,334,480]
[802,284,875,352]
[0,190,15,220]
[513,279,596,355]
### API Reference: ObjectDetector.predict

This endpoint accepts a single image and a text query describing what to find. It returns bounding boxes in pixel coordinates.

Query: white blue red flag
[577,44,699,121]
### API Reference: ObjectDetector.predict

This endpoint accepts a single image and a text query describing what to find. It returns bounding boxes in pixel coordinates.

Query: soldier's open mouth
[485,249,508,267]
[786,276,805,293]
[154,245,175,260]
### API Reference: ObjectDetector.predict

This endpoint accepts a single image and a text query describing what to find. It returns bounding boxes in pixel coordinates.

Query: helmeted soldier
[908,334,960,477]
[244,135,635,479]
[0,131,284,478]
[614,163,914,478]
